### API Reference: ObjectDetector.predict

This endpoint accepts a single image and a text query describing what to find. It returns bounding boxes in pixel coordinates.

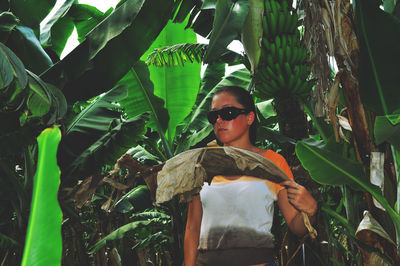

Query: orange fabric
[264,149,294,195]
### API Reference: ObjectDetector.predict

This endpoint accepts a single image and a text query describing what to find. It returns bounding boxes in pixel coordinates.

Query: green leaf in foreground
[21,126,62,266]
[296,138,369,188]
[296,138,400,243]
[374,115,400,150]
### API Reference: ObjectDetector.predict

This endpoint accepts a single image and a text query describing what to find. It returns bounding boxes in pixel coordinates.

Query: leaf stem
[321,205,355,235]
[392,146,400,214]
[301,100,328,143]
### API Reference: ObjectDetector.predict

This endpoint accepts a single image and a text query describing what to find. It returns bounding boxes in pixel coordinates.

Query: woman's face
[210,92,253,146]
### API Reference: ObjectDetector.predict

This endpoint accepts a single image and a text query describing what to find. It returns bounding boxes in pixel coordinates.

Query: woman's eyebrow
[210,105,236,110]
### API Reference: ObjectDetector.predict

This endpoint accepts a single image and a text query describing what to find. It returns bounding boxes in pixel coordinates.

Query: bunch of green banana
[254,0,314,100]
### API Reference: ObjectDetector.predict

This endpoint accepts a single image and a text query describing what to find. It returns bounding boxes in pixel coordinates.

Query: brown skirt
[195,247,274,266]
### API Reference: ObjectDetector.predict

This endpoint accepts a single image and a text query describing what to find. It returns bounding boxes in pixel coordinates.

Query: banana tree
[294,0,400,263]
[0,0,201,264]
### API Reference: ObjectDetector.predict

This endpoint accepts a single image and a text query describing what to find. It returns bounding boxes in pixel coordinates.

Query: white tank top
[198,177,278,250]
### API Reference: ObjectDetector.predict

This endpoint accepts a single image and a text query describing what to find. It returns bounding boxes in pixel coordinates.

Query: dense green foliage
[1,0,400,265]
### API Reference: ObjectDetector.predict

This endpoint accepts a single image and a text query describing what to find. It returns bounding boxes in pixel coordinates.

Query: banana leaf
[8,0,56,32]
[70,4,113,43]
[383,0,397,13]
[296,138,370,188]
[58,85,146,184]
[0,42,28,113]
[203,0,250,63]
[143,18,201,143]
[174,63,225,153]
[195,62,226,106]
[156,146,290,204]
[116,60,169,134]
[41,0,177,103]
[0,42,27,90]
[355,0,400,115]
[114,185,152,214]
[88,213,170,254]
[173,0,198,23]
[296,138,400,240]
[190,8,215,38]
[40,0,75,58]
[0,12,19,43]
[7,26,53,75]
[374,114,400,150]
[21,126,62,266]
[127,145,163,165]
[23,70,67,124]
[40,2,113,58]
[25,73,51,118]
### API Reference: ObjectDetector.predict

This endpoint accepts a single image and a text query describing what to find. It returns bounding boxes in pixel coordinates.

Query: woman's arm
[278,181,317,236]
[184,194,203,266]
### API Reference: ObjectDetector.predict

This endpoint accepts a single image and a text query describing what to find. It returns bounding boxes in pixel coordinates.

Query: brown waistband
[196,247,275,266]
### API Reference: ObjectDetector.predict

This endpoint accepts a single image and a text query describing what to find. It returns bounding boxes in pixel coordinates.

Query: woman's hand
[280,180,317,217]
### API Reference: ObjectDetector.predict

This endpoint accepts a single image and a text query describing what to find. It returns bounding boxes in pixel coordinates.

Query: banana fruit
[253,0,313,100]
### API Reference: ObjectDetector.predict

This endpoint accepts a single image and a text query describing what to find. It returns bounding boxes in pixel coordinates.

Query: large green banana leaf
[41,0,177,103]
[0,41,66,134]
[25,70,68,121]
[7,26,53,75]
[175,63,225,153]
[296,138,370,187]
[203,0,249,63]
[7,0,56,32]
[40,0,75,57]
[116,61,169,134]
[70,4,113,43]
[355,0,400,115]
[21,126,62,266]
[144,18,201,143]
[374,114,400,150]
[41,2,113,58]
[0,42,27,91]
[195,63,226,106]
[0,11,19,43]
[64,116,147,184]
[58,85,146,184]
[383,0,397,14]
[296,138,400,241]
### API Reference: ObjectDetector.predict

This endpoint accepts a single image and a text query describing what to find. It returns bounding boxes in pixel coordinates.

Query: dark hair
[212,86,258,145]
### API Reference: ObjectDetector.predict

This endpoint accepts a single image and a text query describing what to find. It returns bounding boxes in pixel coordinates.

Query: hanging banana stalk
[244,0,314,100]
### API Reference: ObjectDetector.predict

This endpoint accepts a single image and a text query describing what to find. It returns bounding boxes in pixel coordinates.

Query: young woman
[184,86,318,266]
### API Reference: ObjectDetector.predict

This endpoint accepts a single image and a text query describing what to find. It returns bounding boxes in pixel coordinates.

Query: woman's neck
[224,141,257,153]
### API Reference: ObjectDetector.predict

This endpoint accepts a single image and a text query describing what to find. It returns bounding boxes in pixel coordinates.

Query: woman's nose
[216,115,223,123]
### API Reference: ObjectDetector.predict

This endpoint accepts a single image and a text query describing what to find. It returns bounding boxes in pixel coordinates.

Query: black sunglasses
[207,106,249,124]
